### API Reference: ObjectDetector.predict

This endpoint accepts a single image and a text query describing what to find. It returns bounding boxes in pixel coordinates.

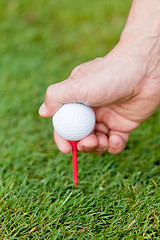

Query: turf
[0,0,159,239]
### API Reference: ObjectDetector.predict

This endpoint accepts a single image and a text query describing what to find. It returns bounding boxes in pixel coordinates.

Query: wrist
[120,28,160,59]
[119,1,160,82]
[120,28,160,70]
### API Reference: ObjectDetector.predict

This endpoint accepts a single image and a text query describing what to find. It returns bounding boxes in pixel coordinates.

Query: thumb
[39,79,84,117]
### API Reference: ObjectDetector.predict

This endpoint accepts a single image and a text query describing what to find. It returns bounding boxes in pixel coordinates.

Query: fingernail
[110,141,122,148]
[39,103,46,116]
[84,147,93,152]
[96,146,106,152]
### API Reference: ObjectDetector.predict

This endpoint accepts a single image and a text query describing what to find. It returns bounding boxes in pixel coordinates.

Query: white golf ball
[52,103,95,141]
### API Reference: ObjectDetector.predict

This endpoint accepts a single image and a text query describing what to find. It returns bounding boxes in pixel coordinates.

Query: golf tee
[70,141,78,187]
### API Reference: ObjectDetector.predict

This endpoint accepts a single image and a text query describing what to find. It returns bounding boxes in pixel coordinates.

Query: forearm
[121,0,160,57]
[124,0,160,35]
[120,0,160,99]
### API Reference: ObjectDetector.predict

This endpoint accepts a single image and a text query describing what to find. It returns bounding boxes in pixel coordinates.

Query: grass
[0,0,159,239]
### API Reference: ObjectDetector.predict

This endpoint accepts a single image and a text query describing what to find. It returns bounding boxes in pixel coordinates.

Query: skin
[39,0,160,154]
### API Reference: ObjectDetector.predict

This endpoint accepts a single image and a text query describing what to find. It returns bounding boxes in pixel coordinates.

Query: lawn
[0,0,159,239]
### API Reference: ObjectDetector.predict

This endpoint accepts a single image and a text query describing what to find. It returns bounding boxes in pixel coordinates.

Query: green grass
[0,0,159,239]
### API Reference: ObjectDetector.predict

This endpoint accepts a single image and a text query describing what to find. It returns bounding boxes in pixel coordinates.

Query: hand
[39,39,160,154]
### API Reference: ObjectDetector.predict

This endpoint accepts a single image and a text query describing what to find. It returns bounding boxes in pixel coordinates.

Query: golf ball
[52,103,95,141]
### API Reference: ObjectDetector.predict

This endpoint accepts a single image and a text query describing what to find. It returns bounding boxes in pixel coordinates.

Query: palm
[78,86,160,155]
[77,102,139,155]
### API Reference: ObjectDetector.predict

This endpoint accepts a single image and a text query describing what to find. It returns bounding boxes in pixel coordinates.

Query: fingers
[77,134,98,153]
[54,118,129,155]
[108,131,129,154]
[77,132,108,154]
[77,130,129,154]
[54,122,109,154]
[54,130,72,153]
[39,60,95,118]
[95,122,109,135]
[39,80,82,118]
[54,127,130,155]
[39,83,62,118]
[54,130,99,154]
[94,132,108,154]
[54,132,109,154]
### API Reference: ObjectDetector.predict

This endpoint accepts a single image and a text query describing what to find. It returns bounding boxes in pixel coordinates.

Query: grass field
[0,0,160,239]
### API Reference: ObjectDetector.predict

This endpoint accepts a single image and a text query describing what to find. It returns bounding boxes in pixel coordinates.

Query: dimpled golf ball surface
[52,103,95,141]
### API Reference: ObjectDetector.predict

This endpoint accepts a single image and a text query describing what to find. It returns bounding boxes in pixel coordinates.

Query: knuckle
[74,65,81,72]
[46,85,54,98]
[70,66,81,76]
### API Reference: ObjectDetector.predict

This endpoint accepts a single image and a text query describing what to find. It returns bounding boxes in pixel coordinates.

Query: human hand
[39,0,160,154]
[39,38,160,154]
